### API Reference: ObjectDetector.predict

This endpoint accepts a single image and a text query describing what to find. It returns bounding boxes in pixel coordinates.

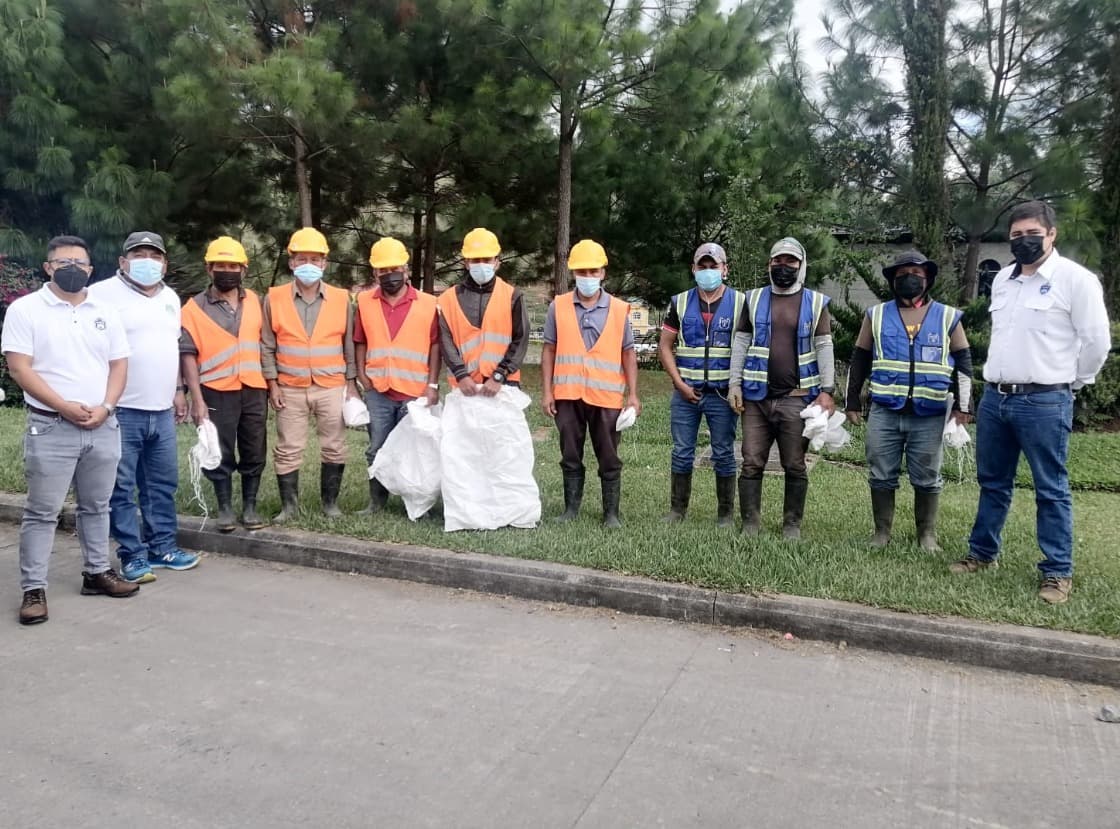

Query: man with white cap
[727,237,835,539]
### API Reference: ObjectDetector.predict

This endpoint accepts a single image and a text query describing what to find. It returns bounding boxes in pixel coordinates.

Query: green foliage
[1073,324,1120,428]
[0,260,43,405]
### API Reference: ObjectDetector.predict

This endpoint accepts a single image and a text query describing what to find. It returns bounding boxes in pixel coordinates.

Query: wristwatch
[820,386,835,395]
[101,403,116,417]
[491,370,506,384]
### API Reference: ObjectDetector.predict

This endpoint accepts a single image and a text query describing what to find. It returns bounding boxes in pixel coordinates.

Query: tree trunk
[1098,33,1120,315]
[553,93,574,297]
[411,208,424,289]
[293,127,313,227]
[423,172,437,295]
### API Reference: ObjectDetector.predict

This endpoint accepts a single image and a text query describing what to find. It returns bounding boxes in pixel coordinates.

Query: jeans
[740,395,809,480]
[865,403,945,493]
[670,388,738,477]
[110,407,179,563]
[967,387,1074,577]
[20,412,121,590]
[365,388,410,466]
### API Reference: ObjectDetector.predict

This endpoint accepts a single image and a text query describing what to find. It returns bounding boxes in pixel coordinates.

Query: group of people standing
[2,200,1111,625]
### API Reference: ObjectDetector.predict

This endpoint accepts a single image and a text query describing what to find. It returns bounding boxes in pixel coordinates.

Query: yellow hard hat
[567,239,608,270]
[287,227,330,255]
[204,236,249,265]
[461,227,501,259]
[369,237,409,269]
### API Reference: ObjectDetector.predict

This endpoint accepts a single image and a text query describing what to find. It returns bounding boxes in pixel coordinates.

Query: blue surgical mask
[575,277,601,298]
[127,258,164,286]
[468,263,495,285]
[294,263,323,285]
[694,268,722,291]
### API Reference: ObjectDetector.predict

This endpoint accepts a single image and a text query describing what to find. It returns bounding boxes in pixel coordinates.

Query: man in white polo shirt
[953,201,1112,605]
[1,235,140,625]
[89,231,199,584]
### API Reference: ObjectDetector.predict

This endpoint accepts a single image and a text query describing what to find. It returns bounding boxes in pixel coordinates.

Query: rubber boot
[869,488,894,548]
[273,471,300,524]
[555,473,584,523]
[601,477,622,529]
[240,475,267,530]
[357,478,389,515]
[915,491,941,552]
[320,463,345,518]
[782,476,809,540]
[716,475,736,528]
[738,476,763,536]
[663,472,692,523]
[213,477,237,533]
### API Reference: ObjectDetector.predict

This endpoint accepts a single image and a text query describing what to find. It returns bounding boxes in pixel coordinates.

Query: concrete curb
[2,493,1117,687]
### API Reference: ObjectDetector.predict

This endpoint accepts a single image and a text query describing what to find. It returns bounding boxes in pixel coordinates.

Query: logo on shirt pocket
[1040,283,1051,295]
[94,318,106,331]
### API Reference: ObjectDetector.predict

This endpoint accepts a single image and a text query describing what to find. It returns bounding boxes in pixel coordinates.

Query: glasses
[48,258,91,268]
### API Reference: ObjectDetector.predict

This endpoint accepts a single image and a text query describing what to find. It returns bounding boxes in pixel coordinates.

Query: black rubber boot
[738,476,763,536]
[213,477,237,533]
[782,476,809,540]
[716,475,736,528]
[357,477,389,515]
[601,477,622,529]
[915,491,941,552]
[240,475,267,530]
[273,471,300,524]
[869,488,895,548]
[556,473,584,523]
[320,463,345,518]
[663,472,692,523]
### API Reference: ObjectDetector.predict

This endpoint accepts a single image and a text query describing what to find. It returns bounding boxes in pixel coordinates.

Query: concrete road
[1,526,1118,829]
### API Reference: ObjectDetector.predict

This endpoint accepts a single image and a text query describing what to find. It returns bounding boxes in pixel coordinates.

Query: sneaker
[948,557,998,574]
[121,558,157,584]
[1039,576,1072,605]
[80,569,140,598]
[148,549,200,571]
[19,589,48,625]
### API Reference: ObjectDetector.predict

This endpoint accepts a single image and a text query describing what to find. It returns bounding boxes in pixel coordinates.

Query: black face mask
[53,264,90,293]
[378,271,406,295]
[769,264,799,288]
[1010,234,1046,266]
[894,274,926,300]
[212,271,242,292]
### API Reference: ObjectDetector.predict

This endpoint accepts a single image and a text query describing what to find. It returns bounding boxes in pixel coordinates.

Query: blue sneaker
[148,549,200,571]
[121,558,157,584]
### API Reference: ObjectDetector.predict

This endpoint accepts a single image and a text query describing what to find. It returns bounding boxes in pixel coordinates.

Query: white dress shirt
[982,250,1112,388]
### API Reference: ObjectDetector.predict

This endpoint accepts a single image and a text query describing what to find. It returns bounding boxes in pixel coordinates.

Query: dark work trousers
[200,385,268,483]
[555,399,622,481]
[740,395,810,480]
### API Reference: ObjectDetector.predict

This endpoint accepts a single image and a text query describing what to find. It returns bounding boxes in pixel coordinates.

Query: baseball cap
[692,242,727,265]
[769,237,805,261]
[123,231,167,255]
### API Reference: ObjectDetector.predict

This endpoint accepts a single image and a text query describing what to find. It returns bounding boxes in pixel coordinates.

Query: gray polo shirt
[543,290,635,351]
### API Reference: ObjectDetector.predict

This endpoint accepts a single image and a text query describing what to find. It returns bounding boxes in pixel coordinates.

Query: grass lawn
[2,367,1119,638]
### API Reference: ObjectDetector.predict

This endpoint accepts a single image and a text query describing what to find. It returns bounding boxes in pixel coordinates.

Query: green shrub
[0,261,44,405]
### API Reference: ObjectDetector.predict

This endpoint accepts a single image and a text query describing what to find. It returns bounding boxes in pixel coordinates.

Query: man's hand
[626,395,642,418]
[191,395,210,426]
[481,378,502,397]
[82,404,110,430]
[951,410,973,426]
[173,390,188,424]
[268,382,285,410]
[425,386,439,407]
[346,380,361,400]
[57,400,91,426]
[676,383,701,404]
[458,376,480,397]
[816,392,836,415]
[542,393,557,418]
[845,410,862,425]
[727,386,743,414]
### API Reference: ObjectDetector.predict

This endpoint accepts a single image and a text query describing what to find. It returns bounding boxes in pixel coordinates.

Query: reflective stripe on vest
[437,277,521,386]
[673,287,745,388]
[181,290,266,391]
[868,300,960,416]
[740,287,828,402]
[357,288,437,398]
[269,283,349,388]
[552,292,628,408]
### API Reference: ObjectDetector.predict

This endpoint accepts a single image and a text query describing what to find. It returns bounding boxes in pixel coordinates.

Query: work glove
[727,386,743,413]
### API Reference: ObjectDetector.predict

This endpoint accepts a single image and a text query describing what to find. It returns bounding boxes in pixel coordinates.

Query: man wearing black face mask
[846,250,972,553]
[954,201,1111,605]
[353,237,441,514]
[180,237,269,532]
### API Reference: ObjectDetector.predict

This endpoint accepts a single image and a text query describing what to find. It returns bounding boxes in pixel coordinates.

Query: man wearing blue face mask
[89,231,198,584]
[658,243,744,526]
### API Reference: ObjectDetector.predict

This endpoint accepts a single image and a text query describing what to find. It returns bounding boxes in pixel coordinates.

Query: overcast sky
[790,0,831,77]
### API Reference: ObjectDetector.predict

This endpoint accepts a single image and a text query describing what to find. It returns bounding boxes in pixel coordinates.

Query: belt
[989,382,1070,395]
[27,405,59,417]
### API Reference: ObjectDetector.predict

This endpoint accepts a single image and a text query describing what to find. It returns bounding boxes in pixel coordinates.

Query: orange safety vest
[268,283,349,388]
[552,292,628,409]
[356,288,437,398]
[437,278,521,387]
[181,290,266,391]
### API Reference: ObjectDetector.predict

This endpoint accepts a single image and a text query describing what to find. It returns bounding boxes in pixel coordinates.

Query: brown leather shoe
[948,557,998,574]
[1039,577,1072,605]
[19,589,48,625]
[80,569,140,598]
